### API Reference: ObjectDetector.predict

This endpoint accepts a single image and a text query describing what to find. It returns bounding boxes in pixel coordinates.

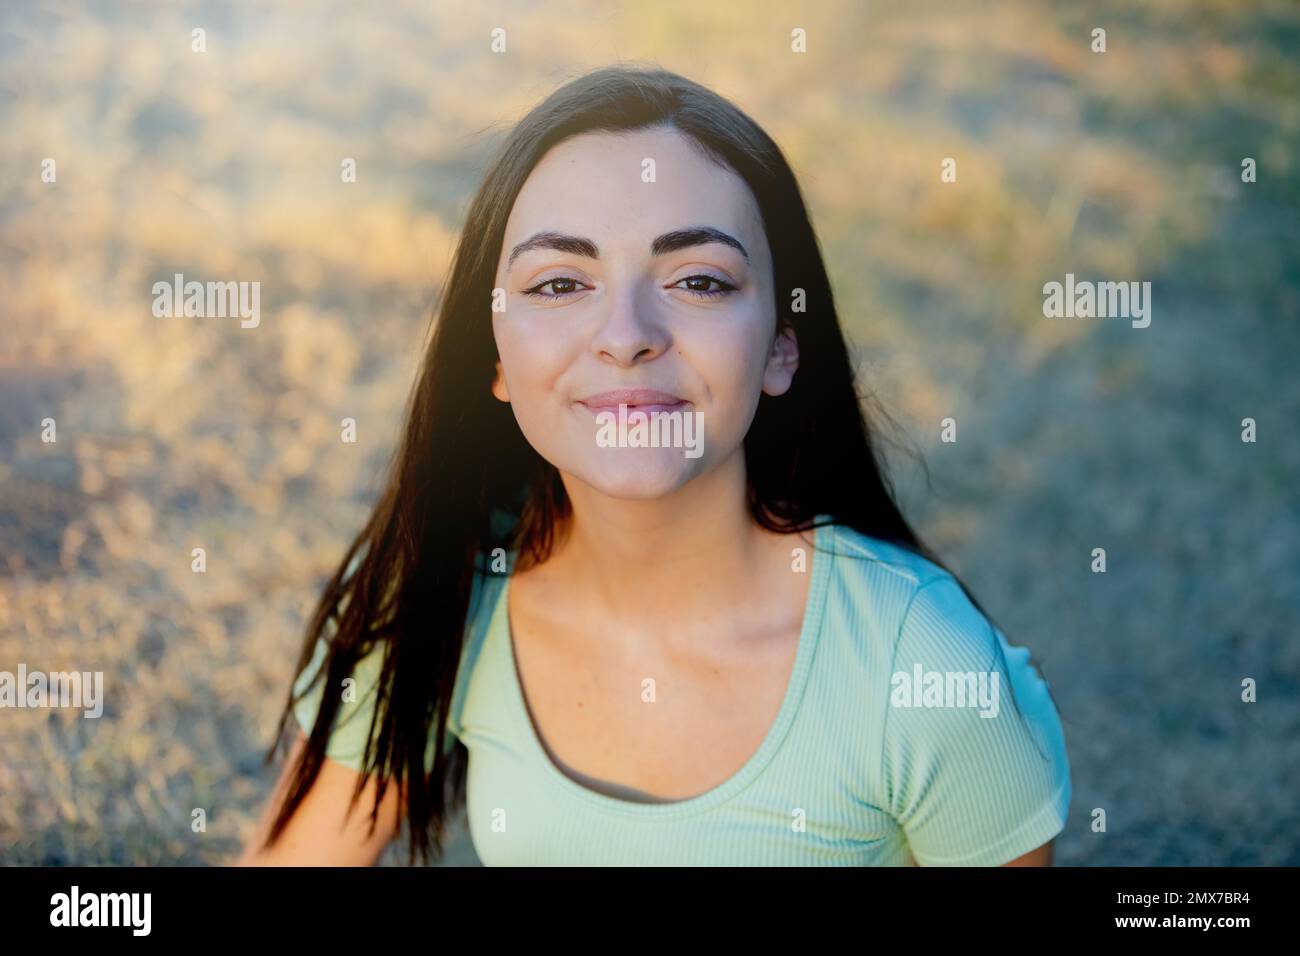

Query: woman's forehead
[502,128,765,256]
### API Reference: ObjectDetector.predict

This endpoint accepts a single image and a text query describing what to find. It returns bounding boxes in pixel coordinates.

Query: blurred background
[1,0,1297,865]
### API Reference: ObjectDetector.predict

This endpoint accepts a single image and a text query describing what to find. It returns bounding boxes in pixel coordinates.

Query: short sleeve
[292,627,462,771]
[291,551,460,772]
[881,573,1071,866]
[292,623,383,770]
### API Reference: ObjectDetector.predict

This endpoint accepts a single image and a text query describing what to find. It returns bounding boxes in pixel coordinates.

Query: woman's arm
[1002,839,1054,866]
[233,729,403,866]
[905,838,1055,867]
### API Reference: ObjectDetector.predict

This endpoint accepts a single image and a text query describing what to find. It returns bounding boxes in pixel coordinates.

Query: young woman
[236,64,1070,867]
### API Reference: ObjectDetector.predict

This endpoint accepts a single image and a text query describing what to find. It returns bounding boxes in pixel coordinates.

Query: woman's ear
[761,323,799,396]
[490,359,510,403]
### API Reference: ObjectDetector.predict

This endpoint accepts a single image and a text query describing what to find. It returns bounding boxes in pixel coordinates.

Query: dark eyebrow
[507,231,598,268]
[507,226,748,268]
[652,226,748,261]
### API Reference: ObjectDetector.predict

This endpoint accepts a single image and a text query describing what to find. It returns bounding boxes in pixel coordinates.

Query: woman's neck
[536,451,800,633]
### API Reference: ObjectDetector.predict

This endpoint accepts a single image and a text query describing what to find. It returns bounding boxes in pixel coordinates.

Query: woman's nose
[589,283,671,366]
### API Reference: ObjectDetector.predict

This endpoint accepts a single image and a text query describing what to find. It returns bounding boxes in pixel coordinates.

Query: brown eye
[522,276,589,299]
[672,274,738,299]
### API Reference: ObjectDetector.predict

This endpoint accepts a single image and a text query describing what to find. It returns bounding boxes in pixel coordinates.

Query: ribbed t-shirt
[292,518,1071,865]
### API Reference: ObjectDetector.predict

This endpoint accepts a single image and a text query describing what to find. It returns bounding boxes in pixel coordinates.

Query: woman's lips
[585,402,686,415]
[577,389,690,415]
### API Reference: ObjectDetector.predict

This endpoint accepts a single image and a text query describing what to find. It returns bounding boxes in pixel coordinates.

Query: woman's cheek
[492,326,575,459]
[697,332,768,438]
[495,318,553,394]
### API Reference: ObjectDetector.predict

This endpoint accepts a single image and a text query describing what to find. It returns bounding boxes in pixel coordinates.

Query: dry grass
[1,0,1297,865]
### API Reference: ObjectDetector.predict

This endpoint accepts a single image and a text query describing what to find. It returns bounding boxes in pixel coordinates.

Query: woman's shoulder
[817,520,950,588]
[815,520,957,635]
[465,555,509,636]
[814,519,1026,681]
[814,523,1072,864]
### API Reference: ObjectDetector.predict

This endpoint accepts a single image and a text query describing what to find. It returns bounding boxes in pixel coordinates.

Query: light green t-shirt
[292,518,1071,865]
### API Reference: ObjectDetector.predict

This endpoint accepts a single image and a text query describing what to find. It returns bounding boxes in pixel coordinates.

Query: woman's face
[490,124,798,501]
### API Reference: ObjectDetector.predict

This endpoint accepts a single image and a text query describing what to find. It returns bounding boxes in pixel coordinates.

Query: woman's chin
[569,452,704,500]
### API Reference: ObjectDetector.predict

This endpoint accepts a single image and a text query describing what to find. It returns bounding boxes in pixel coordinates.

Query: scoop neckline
[492,518,834,818]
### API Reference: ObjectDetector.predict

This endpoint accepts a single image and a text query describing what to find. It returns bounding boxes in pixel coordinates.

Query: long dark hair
[258,63,1056,866]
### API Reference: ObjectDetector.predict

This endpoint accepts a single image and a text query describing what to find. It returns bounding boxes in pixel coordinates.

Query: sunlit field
[1,0,1297,865]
